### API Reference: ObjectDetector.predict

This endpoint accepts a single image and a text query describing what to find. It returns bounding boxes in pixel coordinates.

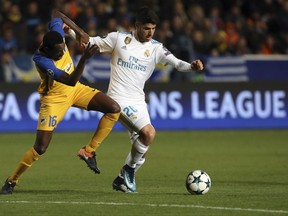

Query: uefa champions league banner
[0,82,288,132]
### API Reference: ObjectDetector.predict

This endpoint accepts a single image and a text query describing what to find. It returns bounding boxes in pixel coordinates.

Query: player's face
[49,43,65,61]
[136,23,156,42]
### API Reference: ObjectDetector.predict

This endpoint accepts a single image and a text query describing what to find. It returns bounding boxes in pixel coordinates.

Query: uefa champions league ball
[186,170,211,195]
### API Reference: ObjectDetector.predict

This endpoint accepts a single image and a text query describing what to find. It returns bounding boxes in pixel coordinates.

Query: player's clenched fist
[191,59,204,71]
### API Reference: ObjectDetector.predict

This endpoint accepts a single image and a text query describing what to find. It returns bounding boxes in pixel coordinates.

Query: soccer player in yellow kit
[0,15,120,195]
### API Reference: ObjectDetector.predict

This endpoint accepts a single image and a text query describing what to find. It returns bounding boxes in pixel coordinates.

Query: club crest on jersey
[124,37,132,44]
[40,117,46,125]
[144,50,150,57]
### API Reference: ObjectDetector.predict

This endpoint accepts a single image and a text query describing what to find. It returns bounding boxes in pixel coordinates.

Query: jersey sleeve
[48,18,65,38]
[89,32,118,53]
[157,45,192,72]
[33,51,64,79]
[33,18,66,79]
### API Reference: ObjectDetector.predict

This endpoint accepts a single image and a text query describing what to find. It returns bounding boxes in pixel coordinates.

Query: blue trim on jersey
[119,31,132,36]
[48,18,64,37]
[33,51,63,79]
[32,18,65,79]
[150,39,161,44]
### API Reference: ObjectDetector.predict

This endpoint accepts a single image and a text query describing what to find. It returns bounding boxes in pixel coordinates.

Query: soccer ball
[186,170,211,195]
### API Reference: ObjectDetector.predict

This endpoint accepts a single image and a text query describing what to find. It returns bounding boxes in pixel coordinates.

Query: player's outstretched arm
[52,10,89,45]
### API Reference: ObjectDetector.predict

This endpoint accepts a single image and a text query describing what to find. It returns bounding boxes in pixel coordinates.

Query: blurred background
[0,0,288,132]
[1,0,288,82]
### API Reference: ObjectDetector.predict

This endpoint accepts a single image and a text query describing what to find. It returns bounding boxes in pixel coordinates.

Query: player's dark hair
[135,7,159,25]
[42,31,63,49]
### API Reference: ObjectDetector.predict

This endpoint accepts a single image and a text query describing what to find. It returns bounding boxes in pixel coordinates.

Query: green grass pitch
[0,130,288,216]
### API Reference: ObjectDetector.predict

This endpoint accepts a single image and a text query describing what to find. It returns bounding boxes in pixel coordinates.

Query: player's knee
[111,102,121,113]
[103,102,120,114]
[33,145,47,155]
[146,129,156,143]
[148,129,156,140]
[141,128,156,145]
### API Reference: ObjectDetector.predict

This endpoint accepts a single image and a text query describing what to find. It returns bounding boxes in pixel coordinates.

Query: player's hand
[77,32,90,48]
[191,59,204,71]
[63,23,72,35]
[82,42,99,59]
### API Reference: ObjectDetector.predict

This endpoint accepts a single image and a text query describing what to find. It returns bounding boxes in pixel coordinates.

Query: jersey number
[123,106,138,117]
[49,115,57,127]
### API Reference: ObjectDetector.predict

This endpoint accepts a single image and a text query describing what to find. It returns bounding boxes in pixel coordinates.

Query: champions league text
[1,82,287,131]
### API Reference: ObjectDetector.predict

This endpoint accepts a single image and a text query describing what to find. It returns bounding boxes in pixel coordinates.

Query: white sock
[125,152,132,165]
[135,157,145,173]
[127,138,148,168]
[119,153,146,177]
[129,131,139,144]
[128,132,146,172]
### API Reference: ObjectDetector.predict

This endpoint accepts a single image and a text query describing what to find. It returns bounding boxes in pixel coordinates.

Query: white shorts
[117,101,151,133]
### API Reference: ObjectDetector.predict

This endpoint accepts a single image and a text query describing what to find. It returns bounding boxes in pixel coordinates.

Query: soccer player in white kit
[58,7,204,193]
[88,7,204,193]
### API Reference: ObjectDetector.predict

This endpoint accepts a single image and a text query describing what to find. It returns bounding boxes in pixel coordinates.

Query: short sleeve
[33,51,64,79]
[48,18,65,38]
[89,32,119,53]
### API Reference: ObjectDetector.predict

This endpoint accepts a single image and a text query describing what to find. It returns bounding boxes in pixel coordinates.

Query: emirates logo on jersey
[124,37,132,44]
[144,50,150,57]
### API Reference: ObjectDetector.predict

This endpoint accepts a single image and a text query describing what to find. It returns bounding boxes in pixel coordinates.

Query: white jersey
[89,31,192,103]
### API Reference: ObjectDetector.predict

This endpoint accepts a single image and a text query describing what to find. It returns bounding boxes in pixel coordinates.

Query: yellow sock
[85,112,120,153]
[9,147,40,182]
